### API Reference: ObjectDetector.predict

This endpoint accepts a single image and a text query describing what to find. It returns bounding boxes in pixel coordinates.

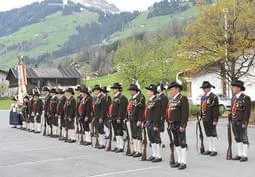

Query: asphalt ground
[0,110,254,177]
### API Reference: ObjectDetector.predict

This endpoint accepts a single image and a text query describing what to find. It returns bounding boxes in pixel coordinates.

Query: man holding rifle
[79,87,93,146]
[229,80,251,162]
[64,88,76,143]
[157,83,168,149]
[200,81,219,156]
[110,83,128,153]
[145,84,162,162]
[42,87,51,136]
[57,88,67,141]
[127,84,146,158]
[92,85,107,149]
[168,82,189,170]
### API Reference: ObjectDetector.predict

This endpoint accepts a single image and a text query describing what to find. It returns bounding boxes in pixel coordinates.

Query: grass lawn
[0,97,11,110]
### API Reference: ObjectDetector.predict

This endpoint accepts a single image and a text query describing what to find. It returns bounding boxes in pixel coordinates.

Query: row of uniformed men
[17,79,251,170]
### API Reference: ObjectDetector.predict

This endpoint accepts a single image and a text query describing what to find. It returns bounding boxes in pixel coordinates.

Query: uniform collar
[206,91,212,97]
[173,92,181,99]
[133,92,140,99]
[149,95,156,101]
[114,92,121,98]
[96,93,102,98]
[235,92,242,98]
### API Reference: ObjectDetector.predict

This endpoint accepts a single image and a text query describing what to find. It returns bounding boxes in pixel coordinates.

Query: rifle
[106,120,112,151]
[125,119,131,155]
[65,127,68,141]
[226,120,232,160]
[167,122,175,165]
[43,114,47,136]
[95,126,99,147]
[141,124,147,161]
[79,121,82,145]
[196,112,205,154]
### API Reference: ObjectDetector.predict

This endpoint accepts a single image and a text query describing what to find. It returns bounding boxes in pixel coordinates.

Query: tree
[114,39,149,85]
[146,35,176,83]
[178,0,255,82]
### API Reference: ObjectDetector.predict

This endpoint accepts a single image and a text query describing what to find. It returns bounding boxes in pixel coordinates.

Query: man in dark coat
[42,87,51,136]
[64,88,77,143]
[146,84,162,162]
[128,84,146,157]
[75,86,82,134]
[78,87,93,145]
[168,82,189,170]
[93,85,107,149]
[57,88,67,140]
[49,88,59,137]
[157,83,169,148]
[21,95,30,130]
[110,83,128,153]
[101,86,112,139]
[32,92,43,133]
[200,81,219,156]
[229,80,251,162]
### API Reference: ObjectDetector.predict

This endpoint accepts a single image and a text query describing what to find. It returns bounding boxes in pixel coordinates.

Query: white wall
[189,69,255,101]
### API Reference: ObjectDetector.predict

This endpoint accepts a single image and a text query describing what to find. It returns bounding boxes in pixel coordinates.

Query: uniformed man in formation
[92,85,107,149]
[32,91,43,133]
[101,86,112,140]
[200,81,219,156]
[145,84,162,162]
[14,79,252,169]
[127,84,146,158]
[78,87,93,145]
[110,83,128,153]
[157,83,168,148]
[229,80,251,162]
[64,88,77,143]
[57,88,67,140]
[42,87,51,136]
[49,88,59,137]
[168,82,189,170]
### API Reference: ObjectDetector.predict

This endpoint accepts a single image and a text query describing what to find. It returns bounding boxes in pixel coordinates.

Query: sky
[0,0,162,12]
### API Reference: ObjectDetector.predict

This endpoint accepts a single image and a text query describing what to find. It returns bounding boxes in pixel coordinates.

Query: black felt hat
[231,80,245,91]
[200,81,215,89]
[146,84,158,94]
[168,82,183,91]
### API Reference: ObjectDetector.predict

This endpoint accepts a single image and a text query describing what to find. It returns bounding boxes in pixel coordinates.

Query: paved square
[0,110,254,177]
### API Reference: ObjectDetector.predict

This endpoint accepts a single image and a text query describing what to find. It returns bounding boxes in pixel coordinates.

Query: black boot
[147,156,155,161]
[178,163,187,170]
[203,151,212,155]
[210,151,218,156]
[115,149,124,153]
[112,147,118,152]
[171,162,180,168]
[127,151,136,156]
[240,157,248,162]
[232,155,242,160]
[133,152,142,158]
[152,157,162,163]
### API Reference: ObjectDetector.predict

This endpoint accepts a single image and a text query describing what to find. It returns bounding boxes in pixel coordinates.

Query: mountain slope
[0,10,98,68]
[109,7,198,42]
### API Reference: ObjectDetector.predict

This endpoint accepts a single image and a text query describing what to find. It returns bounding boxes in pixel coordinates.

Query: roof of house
[0,69,8,75]
[7,67,81,79]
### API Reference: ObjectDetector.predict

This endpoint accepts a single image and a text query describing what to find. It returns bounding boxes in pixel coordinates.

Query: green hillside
[108,7,198,42]
[0,10,98,69]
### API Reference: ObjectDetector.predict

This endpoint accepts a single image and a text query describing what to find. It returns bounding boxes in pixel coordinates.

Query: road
[0,110,254,177]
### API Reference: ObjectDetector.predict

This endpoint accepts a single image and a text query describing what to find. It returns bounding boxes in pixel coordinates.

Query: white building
[184,65,255,103]
[0,70,16,97]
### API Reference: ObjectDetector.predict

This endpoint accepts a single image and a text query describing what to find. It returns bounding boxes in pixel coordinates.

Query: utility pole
[223,8,229,98]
